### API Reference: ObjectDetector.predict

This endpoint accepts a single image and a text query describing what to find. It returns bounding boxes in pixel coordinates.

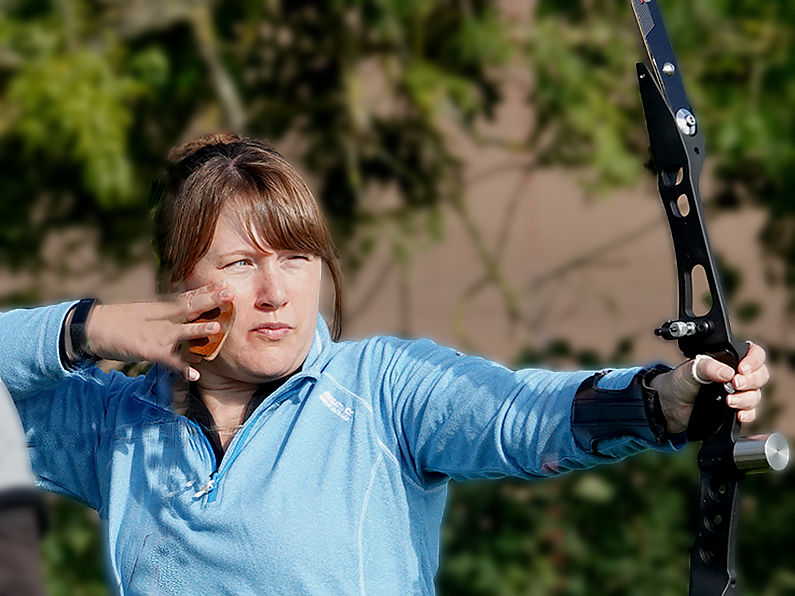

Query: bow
[629,1,790,594]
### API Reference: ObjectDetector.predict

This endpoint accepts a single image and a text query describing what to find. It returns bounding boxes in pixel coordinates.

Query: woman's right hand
[85,282,235,380]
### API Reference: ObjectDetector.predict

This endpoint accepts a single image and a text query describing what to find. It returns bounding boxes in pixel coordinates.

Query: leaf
[8,48,143,206]
[573,474,615,503]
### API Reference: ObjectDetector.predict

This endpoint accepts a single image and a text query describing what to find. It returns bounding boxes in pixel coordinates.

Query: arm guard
[572,365,672,455]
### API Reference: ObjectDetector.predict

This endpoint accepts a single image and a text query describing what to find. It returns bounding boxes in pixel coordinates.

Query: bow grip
[686,343,747,443]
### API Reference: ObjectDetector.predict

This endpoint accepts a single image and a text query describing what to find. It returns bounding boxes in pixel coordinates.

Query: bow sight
[629,1,790,594]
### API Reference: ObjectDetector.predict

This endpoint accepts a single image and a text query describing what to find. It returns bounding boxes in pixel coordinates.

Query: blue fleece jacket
[0,303,673,595]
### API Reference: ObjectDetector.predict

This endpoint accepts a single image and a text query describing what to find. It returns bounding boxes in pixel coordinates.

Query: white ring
[691,354,712,385]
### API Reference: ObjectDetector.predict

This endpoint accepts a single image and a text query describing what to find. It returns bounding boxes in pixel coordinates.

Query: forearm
[388,338,676,484]
[0,376,47,596]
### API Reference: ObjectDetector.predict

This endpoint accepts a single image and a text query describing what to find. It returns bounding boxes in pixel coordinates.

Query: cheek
[182,265,221,292]
[292,274,322,310]
[223,274,257,298]
[303,262,323,297]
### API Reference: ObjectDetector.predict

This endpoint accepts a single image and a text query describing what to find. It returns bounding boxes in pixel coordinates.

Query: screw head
[676,108,697,136]
[662,62,676,76]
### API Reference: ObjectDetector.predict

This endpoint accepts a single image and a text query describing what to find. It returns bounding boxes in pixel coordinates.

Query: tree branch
[188,4,247,133]
[525,216,661,292]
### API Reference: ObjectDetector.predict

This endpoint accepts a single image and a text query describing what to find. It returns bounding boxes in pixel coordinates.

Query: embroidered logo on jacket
[318,391,353,421]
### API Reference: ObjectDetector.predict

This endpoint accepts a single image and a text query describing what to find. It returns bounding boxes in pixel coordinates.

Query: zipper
[189,374,308,503]
[203,416,260,504]
[192,472,217,499]
[185,417,219,501]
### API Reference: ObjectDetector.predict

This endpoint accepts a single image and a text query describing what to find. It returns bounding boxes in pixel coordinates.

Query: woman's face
[183,203,323,384]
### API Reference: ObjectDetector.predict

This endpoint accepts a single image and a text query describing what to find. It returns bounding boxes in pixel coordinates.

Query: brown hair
[152,133,343,340]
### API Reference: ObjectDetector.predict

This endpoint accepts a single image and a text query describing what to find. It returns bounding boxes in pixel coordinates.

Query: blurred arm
[0,376,47,596]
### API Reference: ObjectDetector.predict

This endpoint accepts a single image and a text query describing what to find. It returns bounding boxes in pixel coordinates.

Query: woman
[0,135,766,595]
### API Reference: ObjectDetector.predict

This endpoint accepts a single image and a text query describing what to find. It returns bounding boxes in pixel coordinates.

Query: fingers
[738,342,766,375]
[86,299,227,378]
[177,282,234,322]
[691,356,733,385]
[691,346,768,425]
[727,389,761,422]
[153,282,233,322]
[177,321,222,343]
[168,285,236,378]
[160,351,202,382]
[692,349,769,393]
[732,363,769,393]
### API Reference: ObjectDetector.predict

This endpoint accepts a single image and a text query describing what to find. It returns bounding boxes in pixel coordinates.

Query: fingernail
[188,368,200,382]
[734,377,746,390]
[726,396,738,407]
[219,289,231,299]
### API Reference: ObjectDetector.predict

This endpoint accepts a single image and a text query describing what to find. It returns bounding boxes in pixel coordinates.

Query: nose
[254,264,288,310]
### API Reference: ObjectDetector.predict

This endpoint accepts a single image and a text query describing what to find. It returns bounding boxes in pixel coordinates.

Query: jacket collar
[302,313,333,372]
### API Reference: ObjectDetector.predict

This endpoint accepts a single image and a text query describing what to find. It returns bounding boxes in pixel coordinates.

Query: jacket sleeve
[0,302,76,399]
[0,303,116,510]
[382,338,676,488]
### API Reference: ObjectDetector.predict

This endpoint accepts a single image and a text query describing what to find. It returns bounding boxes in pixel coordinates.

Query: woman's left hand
[650,343,768,434]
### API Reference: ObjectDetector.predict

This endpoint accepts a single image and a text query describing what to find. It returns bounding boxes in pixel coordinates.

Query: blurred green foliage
[440,450,795,596]
[1,0,794,594]
[0,0,511,288]
[40,497,109,596]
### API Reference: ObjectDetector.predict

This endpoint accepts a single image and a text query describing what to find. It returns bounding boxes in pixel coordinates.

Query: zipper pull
[193,475,216,499]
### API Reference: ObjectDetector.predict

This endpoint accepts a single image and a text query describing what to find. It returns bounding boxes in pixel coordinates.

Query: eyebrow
[213,247,261,261]
[215,245,310,261]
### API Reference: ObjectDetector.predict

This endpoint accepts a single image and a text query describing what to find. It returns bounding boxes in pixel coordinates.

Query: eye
[286,253,312,262]
[224,258,253,269]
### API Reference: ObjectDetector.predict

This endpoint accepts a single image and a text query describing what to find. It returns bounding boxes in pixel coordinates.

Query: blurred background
[1,0,794,594]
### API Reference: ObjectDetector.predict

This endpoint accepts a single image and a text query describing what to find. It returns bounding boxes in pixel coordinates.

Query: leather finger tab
[187,303,235,360]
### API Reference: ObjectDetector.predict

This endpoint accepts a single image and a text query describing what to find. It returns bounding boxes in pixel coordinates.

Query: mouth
[250,322,293,341]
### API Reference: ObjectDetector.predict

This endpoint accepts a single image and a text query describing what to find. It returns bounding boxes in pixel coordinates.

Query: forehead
[207,204,271,253]
[212,190,326,258]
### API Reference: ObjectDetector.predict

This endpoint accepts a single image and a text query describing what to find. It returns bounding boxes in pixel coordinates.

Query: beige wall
[4,37,791,437]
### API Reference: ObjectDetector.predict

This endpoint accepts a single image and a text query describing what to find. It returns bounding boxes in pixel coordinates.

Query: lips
[251,322,293,341]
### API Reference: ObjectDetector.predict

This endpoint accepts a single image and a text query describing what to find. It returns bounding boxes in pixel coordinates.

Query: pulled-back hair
[152,134,342,340]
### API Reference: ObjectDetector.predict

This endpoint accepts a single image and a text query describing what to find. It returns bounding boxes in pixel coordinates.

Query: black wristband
[640,365,674,438]
[68,298,100,364]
